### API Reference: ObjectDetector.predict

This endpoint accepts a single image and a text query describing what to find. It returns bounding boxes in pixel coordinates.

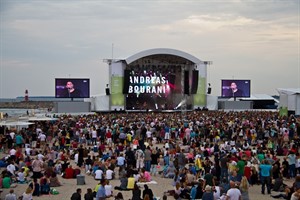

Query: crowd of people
[0,110,300,200]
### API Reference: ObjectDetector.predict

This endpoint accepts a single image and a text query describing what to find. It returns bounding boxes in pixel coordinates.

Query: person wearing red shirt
[64,165,75,179]
[244,150,252,158]
[244,162,252,183]
[106,130,112,146]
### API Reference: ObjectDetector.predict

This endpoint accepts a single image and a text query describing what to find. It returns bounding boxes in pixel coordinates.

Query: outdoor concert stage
[101,48,211,112]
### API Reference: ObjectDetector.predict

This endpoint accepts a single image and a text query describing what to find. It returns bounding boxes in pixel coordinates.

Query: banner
[111,76,124,106]
[194,77,206,106]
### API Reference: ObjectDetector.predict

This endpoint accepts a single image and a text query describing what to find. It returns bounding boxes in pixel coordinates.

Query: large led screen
[221,79,251,98]
[123,69,182,110]
[55,78,90,98]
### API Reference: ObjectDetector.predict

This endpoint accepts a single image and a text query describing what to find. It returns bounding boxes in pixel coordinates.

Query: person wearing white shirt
[105,168,114,180]
[146,128,152,141]
[91,127,97,145]
[94,168,103,180]
[38,132,46,148]
[17,169,26,183]
[37,153,44,161]
[9,131,15,140]
[226,182,241,200]
[9,148,16,156]
[5,189,17,200]
[7,162,16,176]
[104,180,113,197]
[74,153,79,164]
[214,185,221,200]
[25,147,31,156]
[36,128,42,134]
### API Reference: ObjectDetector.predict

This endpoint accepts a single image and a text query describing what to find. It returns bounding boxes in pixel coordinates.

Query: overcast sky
[0,0,299,98]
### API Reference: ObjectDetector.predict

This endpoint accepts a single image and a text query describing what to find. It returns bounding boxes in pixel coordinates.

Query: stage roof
[125,48,203,64]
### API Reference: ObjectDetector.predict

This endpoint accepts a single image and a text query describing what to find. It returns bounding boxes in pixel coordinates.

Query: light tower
[25,89,28,101]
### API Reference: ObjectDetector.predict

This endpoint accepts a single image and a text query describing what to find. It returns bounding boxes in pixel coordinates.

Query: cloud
[1,59,33,69]
[0,0,298,98]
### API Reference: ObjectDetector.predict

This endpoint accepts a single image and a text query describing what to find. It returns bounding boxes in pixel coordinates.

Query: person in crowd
[64,165,75,179]
[21,187,34,200]
[84,188,94,200]
[40,175,50,195]
[94,166,104,180]
[127,174,136,190]
[142,185,154,200]
[105,180,113,198]
[240,176,250,200]
[106,167,114,180]
[132,183,142,200]
[164,161,176,178]
[31,156,43,179]
[29,178,40,197]
[202,185,214,200]
[226,181,242,200]
[96,179,107,200]
[49,172,62,187]
[71,188,82,200]
[17,168,26,183]
[139,168,151,182]
[115,192,124,200]
[2,174,12,189]
[5,189,17,200]
[259,159,272,195]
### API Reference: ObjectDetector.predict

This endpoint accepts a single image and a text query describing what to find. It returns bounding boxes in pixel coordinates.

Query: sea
[0,108,47,117]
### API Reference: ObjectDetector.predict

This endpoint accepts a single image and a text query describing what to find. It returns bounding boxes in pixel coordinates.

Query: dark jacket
[71,192,81,200]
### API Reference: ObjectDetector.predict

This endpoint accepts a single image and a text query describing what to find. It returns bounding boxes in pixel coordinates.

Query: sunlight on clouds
[148,13,297,47]
[149,14,259,34]
[186,14,257,30]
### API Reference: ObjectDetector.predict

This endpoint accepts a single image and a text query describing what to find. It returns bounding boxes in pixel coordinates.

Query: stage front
[103,48,210,112]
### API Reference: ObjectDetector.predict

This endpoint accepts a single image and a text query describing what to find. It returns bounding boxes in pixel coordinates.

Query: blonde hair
[240,176,249,192]
[25,187,33,194]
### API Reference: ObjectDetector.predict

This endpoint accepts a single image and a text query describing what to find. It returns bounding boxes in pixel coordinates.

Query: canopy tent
[27,116,58,121]
[0,121,34,126]
[0,121,35,132]
[18,114,59,121]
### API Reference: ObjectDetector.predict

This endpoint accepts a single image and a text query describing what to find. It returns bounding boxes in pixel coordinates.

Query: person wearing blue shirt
[92,164,99,174]
[259,160,272,195]
[15,133,24,148]
[117,153,126,167]
[190,183,197,199]
[96,179,106,200]
[164,125,170,140]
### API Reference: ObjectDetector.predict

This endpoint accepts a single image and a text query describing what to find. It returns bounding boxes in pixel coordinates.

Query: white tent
[277,88,300,115]
[90,94,110,111]
[0,121,34,126]
[27,116,58,121]
[0,121,34,131]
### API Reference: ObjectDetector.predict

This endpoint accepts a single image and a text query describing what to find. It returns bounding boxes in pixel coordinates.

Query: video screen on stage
[221,79,251,98]
[55,78,90,98]
[123,68,182,110]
